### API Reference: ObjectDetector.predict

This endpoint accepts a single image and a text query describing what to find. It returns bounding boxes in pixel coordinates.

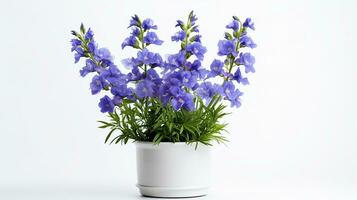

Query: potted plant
[70,11,256,198]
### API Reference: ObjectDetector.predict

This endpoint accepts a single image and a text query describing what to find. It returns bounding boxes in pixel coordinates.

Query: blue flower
[128,15,140,28]
[167,51,186,68]
[85,28,94,40]
[243,18,255,30]
[186,42,207,60]
[144,32,163,45]
[185,60,209,79]
[239,35,257,48]
[223,81,236,99]
[191,35,201,42]
[98,95,115,113]
[191,26,199,32]
[233,67,249,85]
[196,82,223,103]
[90,75,109,95]
[175,20,184,28]
[189,12,198,26]
[180,71,197,88]
[70,39,81,52]
[166,71,186,87]
[169,85,183,97]
[151,54,163,67]
[226,20,239,31]
[137,49,163,66]
[236,53,255,73]
[158,84,171,105]
[222,71,233,80]
[223,81,243,107]
[146,68,161,84]
[112,95,123,106]
[192,83,199,91]
[136,79,154,98]
[80,59,98,77]
[74,47,84,63]
[121,57,138,68]
[195,69,209,79]
[88,40,97,53]
[196,82,212,100]
[171,95,184,110]
[169,78,181,87]
[100,65,127,85]
[100,64,121,77]
[127,66,142,81]
[121,35,138,49]
[142,18,158,30]
[131,27,140,37]
[167,72,181,86]
[186,60,201,71]
[111,84,132,98]
[229,91,243,107]
[172,92,194,111]
[171,31,186,42]
[162,70,197,96]
[94,48,113,66]
[207,59,224,78]
[218,40,238,57]
[137,49,153,64]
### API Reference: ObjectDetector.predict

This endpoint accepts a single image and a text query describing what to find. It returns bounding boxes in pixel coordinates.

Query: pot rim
[135,141,210,149]
[136,141,193,145]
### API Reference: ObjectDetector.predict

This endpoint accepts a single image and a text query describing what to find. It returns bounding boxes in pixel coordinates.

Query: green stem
[139,26,145,50]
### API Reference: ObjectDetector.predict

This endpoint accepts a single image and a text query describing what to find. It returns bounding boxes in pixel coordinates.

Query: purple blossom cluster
[70,12,256,113]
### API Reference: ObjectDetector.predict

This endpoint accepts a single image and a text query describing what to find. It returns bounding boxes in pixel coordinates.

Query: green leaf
[225,32,233,40]
[80,23,86,34]
[105,128,116,143]
[179,125,184,134]
[97,120,112,128]
[71,30,80,37]
[153,133,163,144]
[122,99,134,104]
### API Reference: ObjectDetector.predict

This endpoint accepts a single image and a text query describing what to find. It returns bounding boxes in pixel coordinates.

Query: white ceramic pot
[135,142,211,198]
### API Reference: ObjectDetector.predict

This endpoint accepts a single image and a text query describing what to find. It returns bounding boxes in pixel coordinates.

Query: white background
[0,0,356,199]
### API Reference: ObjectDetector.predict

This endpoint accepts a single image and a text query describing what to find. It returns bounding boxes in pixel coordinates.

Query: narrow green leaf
[105,128,116,143]
[80,23,86,34]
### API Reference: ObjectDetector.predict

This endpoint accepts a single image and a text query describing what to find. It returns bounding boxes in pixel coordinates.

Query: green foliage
[98,95,229,146]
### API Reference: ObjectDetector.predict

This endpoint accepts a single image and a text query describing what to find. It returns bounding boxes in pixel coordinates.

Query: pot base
[137,184,209,198]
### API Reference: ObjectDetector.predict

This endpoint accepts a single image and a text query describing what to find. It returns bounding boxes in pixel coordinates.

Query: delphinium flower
[217,40,238,57]
[136,49,163,67]
[236,52,256,73]
[98,95,115,113]
[143,32,163,45]
[90,75,109,95]
[70,24,133,113]
[160,11,208,111]
[136,79,155,98]
[71,16,165,114]
[239,35,257,49]
[171,31,186,42]
[121,14,164,103]
[200,16,256,108]
[223,81,243,107]
[207,59,224,78]
[196,82,223,104]
[233,67,249,85]
[243,18,255,30]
